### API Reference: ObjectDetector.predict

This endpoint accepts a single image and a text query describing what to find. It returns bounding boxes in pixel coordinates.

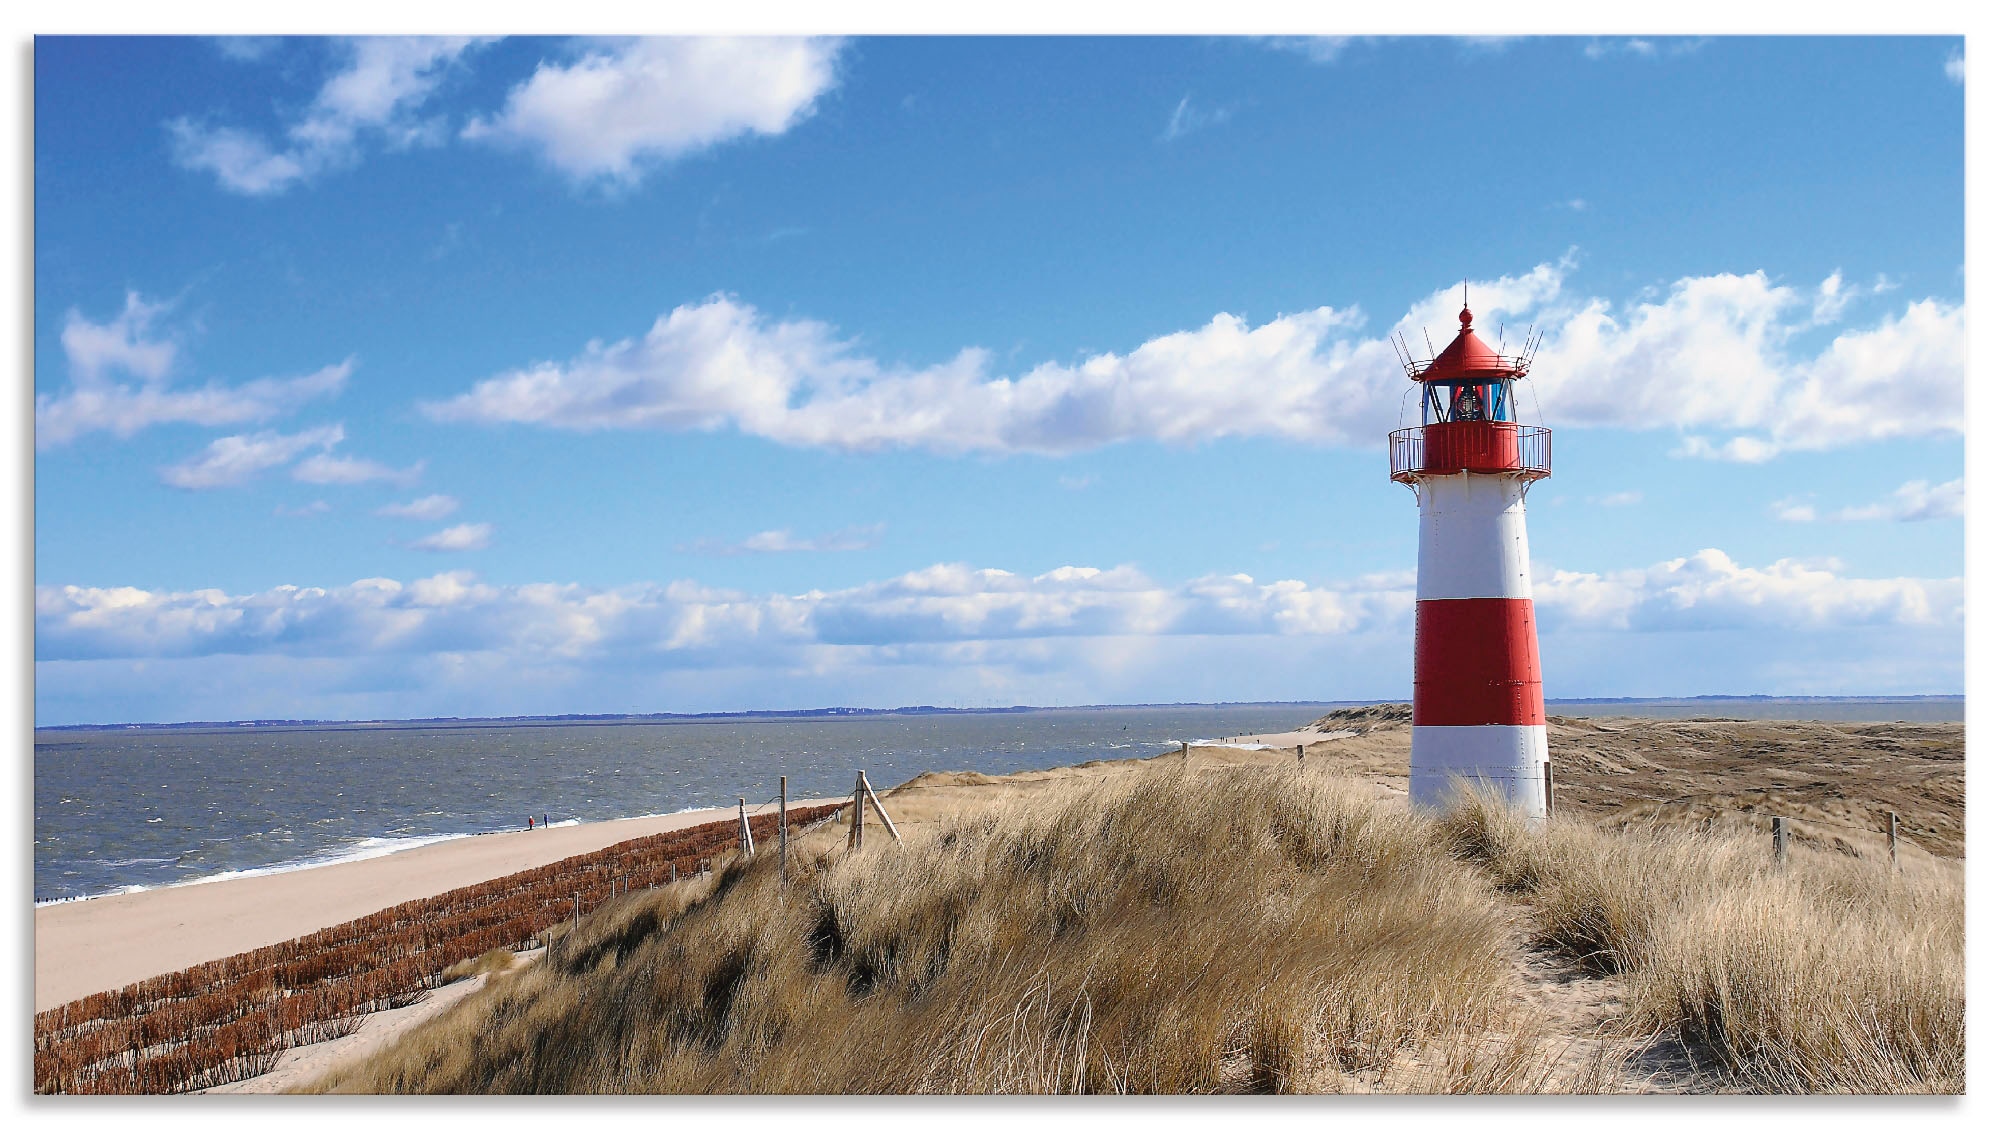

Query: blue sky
[32,34,1965,724]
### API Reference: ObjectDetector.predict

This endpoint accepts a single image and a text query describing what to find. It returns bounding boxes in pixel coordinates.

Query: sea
[32,703,1334,905]
[34,697,1961,906]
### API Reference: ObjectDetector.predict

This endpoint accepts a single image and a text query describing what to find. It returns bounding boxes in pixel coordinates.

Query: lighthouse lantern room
[1389,303,1553,817]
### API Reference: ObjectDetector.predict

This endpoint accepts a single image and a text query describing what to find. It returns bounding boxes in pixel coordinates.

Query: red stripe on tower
[1412,598,1544,727]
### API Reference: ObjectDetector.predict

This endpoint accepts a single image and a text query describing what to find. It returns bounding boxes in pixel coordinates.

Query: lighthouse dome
[1415,307,1526,383]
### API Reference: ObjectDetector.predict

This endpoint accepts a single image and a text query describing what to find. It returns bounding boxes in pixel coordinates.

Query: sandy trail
[34,806,748,1011]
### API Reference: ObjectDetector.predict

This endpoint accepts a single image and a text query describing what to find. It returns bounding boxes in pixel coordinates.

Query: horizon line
[33,693,1968,732]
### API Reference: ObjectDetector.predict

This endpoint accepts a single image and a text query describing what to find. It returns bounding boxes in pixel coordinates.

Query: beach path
[34,807,738,1012]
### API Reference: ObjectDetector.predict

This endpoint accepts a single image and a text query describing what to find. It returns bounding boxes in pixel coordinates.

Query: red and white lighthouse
[1390,304,1553,816]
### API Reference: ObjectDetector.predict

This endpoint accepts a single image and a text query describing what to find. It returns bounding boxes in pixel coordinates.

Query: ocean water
[33,704,1334,904]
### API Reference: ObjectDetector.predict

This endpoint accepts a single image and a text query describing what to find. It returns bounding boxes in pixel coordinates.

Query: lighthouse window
[1423,382,1515,423]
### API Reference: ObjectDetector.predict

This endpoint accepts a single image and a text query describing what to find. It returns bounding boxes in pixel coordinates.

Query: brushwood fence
[35,803,842,1095]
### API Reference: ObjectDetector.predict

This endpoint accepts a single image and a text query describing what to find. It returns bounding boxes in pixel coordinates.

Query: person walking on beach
[527,817,534,831]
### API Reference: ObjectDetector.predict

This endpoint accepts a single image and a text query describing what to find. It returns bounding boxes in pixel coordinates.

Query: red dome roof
[1416,307,1525,382]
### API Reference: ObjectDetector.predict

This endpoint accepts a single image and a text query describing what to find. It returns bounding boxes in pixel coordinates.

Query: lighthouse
[1389,303,1553,816]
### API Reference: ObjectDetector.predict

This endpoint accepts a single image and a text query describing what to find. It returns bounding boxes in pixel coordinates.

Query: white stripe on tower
[1410,472,1549,817]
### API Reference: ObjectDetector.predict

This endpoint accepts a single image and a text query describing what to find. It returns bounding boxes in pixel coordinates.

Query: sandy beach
[33,805,752,1012]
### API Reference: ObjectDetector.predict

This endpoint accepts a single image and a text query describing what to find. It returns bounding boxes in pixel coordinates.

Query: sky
[30,34,1967,725]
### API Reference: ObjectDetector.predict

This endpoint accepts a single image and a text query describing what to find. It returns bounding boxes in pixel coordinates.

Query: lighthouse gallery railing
[1389,424,1551,484]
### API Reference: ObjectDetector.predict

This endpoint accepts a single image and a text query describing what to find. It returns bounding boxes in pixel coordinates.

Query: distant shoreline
[32,694,1968,733]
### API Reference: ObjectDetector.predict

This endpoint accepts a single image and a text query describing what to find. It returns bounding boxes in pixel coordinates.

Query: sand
[199,959,520,1094]
[33,806,748,1012]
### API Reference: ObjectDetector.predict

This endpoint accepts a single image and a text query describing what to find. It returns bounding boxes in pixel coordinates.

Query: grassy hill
[305,757,1962,1094]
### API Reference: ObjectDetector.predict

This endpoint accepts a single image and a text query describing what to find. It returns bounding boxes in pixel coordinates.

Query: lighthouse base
[1410,724,1549,818]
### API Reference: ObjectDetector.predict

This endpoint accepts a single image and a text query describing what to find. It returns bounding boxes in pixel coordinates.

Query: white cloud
[1583,38,1702,60]
[59,292,176,384]
[1811,269,1855,324]
[1772,499,1818,523]
[687,524,884,555]
[32,562,1412,665]
[214,36,282,63]
[35,549,1958,670]
[1946,51,1964,84]
[293,453,425,487]
[462,37,842,184]
[1585,38,1657,59]
[377,494,460,521]
[158,425,345,490]
[37,292,350,448]
[1834,478,1964,522]
[35,550,1963,720]
[409,523,494,552]
[1162,94,1228,141]
[425,261,1959,460]
[1536,549,1960,633]
[1263,37,1354,64]
[1811,478,1965,523]
[169,37,482,195]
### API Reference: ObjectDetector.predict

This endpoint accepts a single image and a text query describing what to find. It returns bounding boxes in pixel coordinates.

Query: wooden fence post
[849,770,866,850]
[670,860,677,883]
[1887,810,1900,870]
[1296,744,1305,770]
[1771,816,1788,865]
[861,771,902,843]
[779,776,789,885]
[738,798,756,858]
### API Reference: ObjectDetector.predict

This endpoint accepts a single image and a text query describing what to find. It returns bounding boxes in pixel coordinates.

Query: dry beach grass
[303,747,1962,1095]
[1440,792,1963,1093]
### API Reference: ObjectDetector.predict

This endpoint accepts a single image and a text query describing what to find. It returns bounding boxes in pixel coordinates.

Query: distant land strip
[31,695,1968,732]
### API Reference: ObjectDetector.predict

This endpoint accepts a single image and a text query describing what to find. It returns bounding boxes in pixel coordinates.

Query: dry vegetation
[305,751,1962,1096]
[32,804,840,1094]
[1442,791,1963,1093]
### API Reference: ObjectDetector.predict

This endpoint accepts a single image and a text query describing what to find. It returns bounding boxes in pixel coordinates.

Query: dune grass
[306,764,1961,1095]
[308,765,1606,1093]
[1439,792,1964,1094]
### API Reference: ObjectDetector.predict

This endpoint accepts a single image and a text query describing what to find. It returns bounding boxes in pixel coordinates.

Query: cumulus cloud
[34,549,1958,670]
[293,452,425,487]
[1946,50,1964,84]
[1834,478,1965,522]
[424,261,1959,460]
[169,37,482,195]
[377,494,460,520]
[462,37,842,184]
[1535,549,1960,632]
[36,292,350,448]
[409,523,494,552]
[32,562,1410,665]
[1780,479,1965,524]
[686,524,884,555]
[158,425,345,490]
